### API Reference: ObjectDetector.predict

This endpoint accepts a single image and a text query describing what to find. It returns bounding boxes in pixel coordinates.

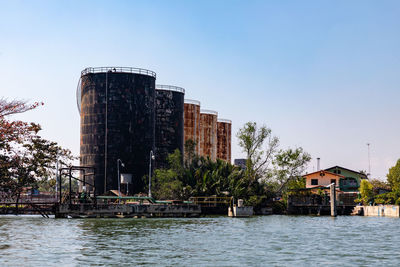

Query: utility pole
[104,70,110,194]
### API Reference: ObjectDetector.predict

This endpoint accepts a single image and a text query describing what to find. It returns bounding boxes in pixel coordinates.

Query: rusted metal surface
[217,119,232,162]
[200,110,218,161]
[79,68,156,195]
[155,85,185,168]
[184,99,201,155]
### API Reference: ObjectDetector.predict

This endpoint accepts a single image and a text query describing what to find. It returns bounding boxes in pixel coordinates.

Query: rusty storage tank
[217,119,232,162]
[155,85,185,168]
[200,109,218,161]
[78,67,156,195]
[184,99,201,156]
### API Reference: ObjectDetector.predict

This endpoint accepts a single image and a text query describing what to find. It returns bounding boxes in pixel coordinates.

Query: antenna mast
[367,143,371,178]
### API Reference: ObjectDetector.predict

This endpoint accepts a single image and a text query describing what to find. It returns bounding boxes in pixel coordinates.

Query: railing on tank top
[184,99,201,106]
[81,67,157,78]
[156,84,185,94]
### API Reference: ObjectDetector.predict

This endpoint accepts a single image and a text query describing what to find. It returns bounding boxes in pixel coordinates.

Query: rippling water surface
[1,215,400,266]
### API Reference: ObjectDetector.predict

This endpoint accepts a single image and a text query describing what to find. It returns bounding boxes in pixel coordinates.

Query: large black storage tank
[155,85,185,168]
[79,67,156,195]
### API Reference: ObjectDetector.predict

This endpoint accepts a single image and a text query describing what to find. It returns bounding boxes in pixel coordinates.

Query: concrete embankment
[362,205,400,217]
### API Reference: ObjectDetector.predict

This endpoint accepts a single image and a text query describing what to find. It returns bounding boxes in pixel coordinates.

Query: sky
[1,0,399,179]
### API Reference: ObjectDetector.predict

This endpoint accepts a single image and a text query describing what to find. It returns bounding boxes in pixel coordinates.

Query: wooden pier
[287,189,357,216]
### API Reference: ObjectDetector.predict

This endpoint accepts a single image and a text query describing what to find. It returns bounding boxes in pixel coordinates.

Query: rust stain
[199,112,217,161]
[184,102,201,154]
[217,121,231,162]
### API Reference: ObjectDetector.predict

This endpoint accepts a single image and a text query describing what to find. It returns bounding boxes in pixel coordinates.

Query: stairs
[351,206,364,216]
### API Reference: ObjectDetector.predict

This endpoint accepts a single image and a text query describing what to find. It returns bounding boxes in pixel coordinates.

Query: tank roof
[81,67,156,78]
[156,84,185,94]
[184,99,201,106]
[200,109,218,116]
[218,119,232,124]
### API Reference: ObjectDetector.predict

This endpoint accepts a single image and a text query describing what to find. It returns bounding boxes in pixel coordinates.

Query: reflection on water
[1,215,400,266]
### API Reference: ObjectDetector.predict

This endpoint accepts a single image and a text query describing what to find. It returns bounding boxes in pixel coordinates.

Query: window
[311,179,318,185]
[331,179,336,184]
[337,170,341,174]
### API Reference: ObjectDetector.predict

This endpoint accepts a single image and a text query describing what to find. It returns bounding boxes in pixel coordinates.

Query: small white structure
[228,199,253,217]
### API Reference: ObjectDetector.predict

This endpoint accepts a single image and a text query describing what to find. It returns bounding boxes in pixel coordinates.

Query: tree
[273,147,311,193]
[150,149,186,200]
[359,179,374,205]
[387,159,400,193]
[0,98,74,209]
[237,122,279,183]
[0,99,43,144]
[369,178,390,191]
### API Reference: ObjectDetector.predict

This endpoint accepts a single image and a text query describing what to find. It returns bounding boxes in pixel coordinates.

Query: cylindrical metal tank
[78,67,156,195]
[155,85,185,169]
[200,109,218,161]
[217,119,232,163]
[184,99,201,156]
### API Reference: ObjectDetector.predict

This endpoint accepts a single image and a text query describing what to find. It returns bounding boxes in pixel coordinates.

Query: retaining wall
[364,205,400,217]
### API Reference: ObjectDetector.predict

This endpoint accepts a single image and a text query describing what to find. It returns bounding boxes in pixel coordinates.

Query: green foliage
[0,99,74,200]
[274,148,311,193]
[153,121,311,213]
[359,180,374,205]
[387,159,400,193]
[151,149,186,200]
[236,122,279,183]
[271,201,286,214]
[151,148,249,200]
[369,178,391,191]
[236,122,310,197]
[374,192,398,205]
[152,169,184,200]
[245,195,270,207]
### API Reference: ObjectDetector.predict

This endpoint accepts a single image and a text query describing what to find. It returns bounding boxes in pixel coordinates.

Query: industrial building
[78,67,156,195]
[217,119,232,162]
[184,99,201,155]
[199,109,218,161]
[78,66,232,196]
[155,85,185,169]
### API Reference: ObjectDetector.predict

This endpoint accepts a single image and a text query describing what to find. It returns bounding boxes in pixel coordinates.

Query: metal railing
[200,109,218,116]
[189,196,232,207]
[81,67,157,78]
[184,99,201,106]
[156,84,185,94]
[217,118,232,124]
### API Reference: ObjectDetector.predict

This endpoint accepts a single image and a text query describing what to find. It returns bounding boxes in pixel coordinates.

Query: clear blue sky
[1,0,399,179]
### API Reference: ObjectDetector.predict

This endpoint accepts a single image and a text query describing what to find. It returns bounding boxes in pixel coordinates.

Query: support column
[330,184,337,217]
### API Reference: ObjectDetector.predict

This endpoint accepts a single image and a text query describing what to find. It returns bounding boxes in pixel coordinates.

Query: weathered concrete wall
[364,205,400,217]
[228,206,254,217]
[217,120,231,163]
[200,111,218,161]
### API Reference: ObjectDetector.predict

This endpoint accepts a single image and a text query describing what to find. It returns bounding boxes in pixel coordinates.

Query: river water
[1,215,399,266]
